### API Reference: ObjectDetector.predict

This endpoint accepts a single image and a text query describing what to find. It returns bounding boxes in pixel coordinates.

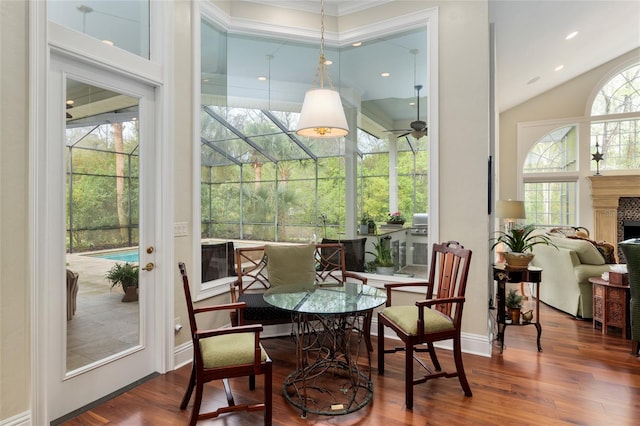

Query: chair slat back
[428,241,472,320]
[235,246,269,294]
[315,243,347,284]
[178,262,206,370]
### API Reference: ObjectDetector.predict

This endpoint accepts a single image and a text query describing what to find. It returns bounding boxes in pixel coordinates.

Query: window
[197,8,432,287]
[48,0,150,59]
[523,125,578,226]
[590,64,640,171]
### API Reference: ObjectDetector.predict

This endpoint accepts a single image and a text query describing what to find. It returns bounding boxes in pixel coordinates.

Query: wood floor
[61,302,640,425]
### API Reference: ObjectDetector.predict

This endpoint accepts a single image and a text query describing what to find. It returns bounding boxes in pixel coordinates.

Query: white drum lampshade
[296,88,349,138]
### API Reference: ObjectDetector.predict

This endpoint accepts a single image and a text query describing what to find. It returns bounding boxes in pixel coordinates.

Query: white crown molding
[203,2,435,47]
[245,1,393,17]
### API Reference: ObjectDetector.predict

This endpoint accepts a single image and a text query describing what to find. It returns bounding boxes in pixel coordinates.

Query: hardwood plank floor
[60,302,640,425]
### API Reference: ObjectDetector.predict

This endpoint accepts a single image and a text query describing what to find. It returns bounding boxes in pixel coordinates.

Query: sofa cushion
[265,244,316,287]
[549,235,605,265]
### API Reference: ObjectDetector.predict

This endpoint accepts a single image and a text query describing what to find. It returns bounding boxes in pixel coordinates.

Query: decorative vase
[359,224,369,234]
[503,252,534,270]
[508,307,521,324]
[521,309,534,323]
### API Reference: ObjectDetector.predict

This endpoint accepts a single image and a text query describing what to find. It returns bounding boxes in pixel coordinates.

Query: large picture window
[198,15,429,265]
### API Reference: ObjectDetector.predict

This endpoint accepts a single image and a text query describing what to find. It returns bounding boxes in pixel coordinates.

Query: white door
[43,54,162,421]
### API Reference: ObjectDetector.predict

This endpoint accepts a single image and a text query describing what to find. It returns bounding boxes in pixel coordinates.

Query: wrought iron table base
[283,312,373,417]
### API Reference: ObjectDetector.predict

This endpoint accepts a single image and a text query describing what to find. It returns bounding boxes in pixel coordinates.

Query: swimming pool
[88,249,139,263]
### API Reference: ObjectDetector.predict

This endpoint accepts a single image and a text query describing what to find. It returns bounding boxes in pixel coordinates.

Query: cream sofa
[531,235,612,319]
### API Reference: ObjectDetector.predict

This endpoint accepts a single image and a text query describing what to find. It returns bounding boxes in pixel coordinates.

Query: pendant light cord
[311,0,334,90]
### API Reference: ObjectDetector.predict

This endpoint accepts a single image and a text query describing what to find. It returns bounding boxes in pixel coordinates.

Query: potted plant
[105,262,139,302]
[387,211,406,225]
[506,288,523,324]
[490,223,556,269]
[360,213,376,235]
[367,237,395,274]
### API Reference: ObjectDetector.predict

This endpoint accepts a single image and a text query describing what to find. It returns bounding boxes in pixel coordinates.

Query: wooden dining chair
[178,262,272,425]
[377,241,473,409]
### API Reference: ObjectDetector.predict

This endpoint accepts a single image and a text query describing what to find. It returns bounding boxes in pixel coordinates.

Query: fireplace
[623,220,640,240]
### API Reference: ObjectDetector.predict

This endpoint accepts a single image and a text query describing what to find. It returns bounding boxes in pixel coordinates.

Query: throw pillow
[567,235,617,264]
[265,244,316,287]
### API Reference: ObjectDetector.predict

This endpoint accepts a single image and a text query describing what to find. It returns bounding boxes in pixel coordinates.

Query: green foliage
[367,238,394,267]
[491,224,557,253]
[105,262,139,289]
[506,288,523,309]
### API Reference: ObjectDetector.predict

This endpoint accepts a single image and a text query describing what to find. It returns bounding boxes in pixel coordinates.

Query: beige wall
[1,0,31,419]
[0,0,491,421]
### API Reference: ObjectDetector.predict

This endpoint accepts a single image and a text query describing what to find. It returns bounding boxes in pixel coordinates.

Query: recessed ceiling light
[352,42,362,47]
[324,60,333,65]
[102,40,114,46]
[554,65,564,72]
[527,76,541,85]
[66,100,74,105]
[409,102,415,106]
[565,31,578,40]
[381,72,390,77]
[257,76,267,81]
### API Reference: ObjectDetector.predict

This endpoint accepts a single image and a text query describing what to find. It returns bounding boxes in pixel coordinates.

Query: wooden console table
[493,264,543,352]
[588,276,630,339]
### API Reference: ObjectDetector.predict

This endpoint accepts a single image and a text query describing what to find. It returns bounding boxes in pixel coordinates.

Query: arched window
[523,125,578,226]
[590,64,640,171]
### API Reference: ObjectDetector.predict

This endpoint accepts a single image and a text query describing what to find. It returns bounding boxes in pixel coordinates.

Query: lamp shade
[296,88,349,138]
[495,199,525,219]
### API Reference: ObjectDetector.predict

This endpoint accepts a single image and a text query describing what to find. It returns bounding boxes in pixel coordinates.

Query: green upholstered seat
[201,333,268,369]
[381,306,454,336]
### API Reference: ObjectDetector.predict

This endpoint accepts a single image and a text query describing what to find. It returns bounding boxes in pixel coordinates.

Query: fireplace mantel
[588,175,640,247]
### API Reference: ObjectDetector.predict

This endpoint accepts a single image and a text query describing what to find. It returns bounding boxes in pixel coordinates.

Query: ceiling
[489,0,640,111]
[249,1,640,113]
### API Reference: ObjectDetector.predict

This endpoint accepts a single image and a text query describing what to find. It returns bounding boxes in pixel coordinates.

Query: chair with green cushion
[178,262,272,426]
[377,241,473,409]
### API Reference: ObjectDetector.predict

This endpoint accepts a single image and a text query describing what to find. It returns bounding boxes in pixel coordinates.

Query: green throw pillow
[265,244,316,287]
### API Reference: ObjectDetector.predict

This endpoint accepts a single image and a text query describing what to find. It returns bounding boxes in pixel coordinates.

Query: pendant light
[296,0,349,138]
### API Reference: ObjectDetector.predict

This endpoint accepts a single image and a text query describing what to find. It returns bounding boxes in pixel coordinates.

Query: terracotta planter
[121,286,138,302]
[508,307,521,324]
[503,252,534,270]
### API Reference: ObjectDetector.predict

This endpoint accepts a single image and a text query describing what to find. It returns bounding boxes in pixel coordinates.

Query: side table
[493,264,543,352]
[588,276,631,339]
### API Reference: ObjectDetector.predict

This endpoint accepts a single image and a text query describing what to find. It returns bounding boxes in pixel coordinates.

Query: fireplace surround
[588,175,640,258]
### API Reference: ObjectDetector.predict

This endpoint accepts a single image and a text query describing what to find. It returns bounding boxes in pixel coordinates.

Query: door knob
[141,262,155,271]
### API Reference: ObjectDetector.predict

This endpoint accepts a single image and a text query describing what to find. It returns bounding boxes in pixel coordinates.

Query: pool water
[89,249,139,263]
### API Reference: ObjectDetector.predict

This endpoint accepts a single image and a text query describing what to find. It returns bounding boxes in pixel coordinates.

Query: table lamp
[496,199,525,232]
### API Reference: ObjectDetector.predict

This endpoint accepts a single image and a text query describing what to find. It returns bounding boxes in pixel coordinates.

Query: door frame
[29,5,174,424]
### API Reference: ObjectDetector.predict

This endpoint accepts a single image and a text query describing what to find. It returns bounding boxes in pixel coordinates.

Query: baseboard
[0,411,30,426]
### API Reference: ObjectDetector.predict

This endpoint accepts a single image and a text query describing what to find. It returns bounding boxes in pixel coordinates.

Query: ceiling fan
[386,84,427,139]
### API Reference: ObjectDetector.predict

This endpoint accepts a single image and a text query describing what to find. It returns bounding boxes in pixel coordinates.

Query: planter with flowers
[387,211,406,225]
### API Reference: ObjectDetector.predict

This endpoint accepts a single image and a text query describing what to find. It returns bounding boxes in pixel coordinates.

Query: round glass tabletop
[263,283,387,315]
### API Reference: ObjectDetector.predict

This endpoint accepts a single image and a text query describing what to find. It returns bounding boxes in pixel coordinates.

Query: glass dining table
[263,282,387,417]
